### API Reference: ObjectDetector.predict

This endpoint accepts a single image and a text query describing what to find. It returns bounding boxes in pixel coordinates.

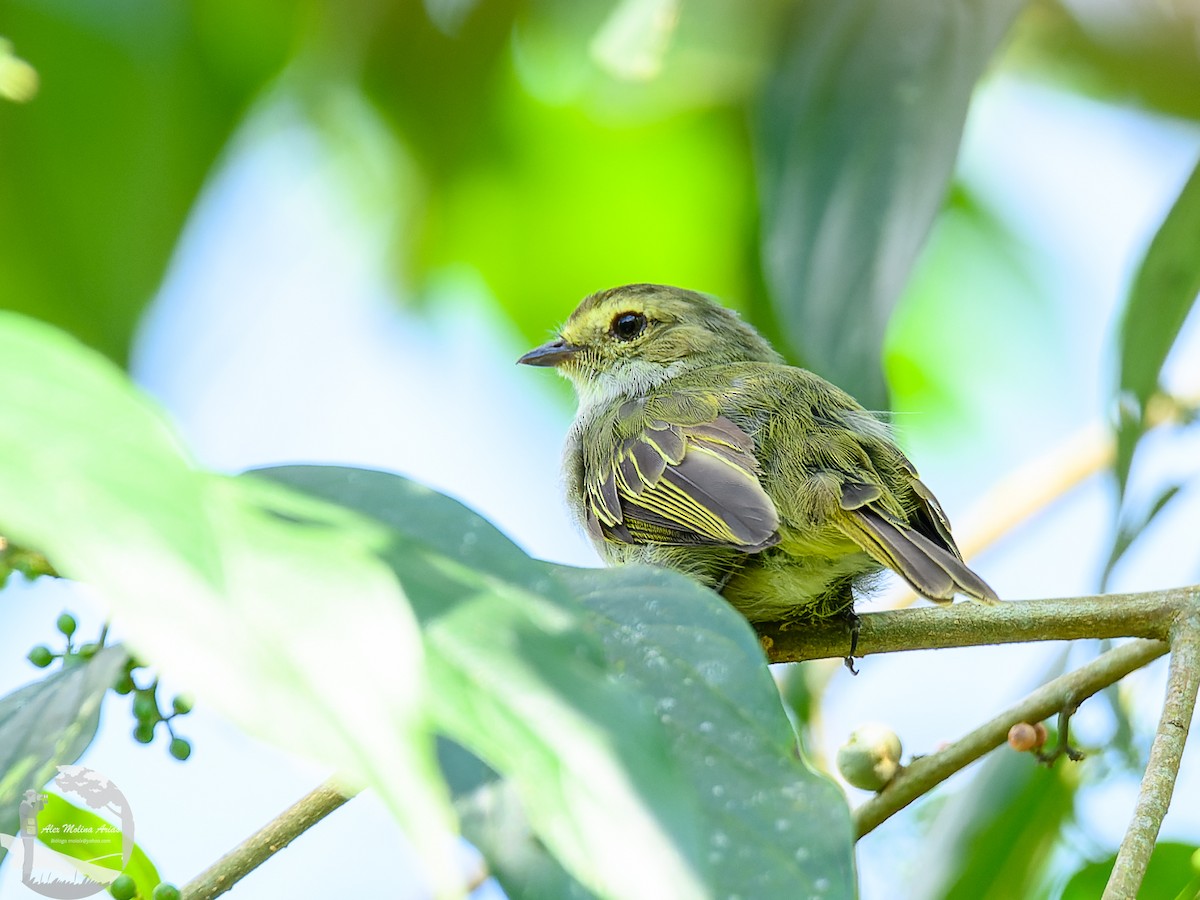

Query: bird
[518,283,998,628]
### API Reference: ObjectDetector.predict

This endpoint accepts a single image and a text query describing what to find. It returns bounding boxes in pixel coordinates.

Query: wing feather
[589,414,780,553]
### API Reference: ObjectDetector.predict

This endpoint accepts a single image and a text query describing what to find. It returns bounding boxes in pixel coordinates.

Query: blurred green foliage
[2,0,1200,897]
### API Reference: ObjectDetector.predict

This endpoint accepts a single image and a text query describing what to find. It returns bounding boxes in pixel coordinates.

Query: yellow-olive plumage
[519,284,998,623]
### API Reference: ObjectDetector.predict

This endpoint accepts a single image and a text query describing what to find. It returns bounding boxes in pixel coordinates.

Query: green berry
[56,613,77,637]
[837,723,903,792]
[133,692,159,722]
[109,873,137,899]
[152,882,181,900]
[171,694,193,716]
[133,721,156,744]
[76,641,99,659]
[27,645,54,668]
[113,673,136,695]
[168,738,192,761]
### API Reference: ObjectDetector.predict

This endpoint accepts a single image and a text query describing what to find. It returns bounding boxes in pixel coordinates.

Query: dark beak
[517,338,580,367]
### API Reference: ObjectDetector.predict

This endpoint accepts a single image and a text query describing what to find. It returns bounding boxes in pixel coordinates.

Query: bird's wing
[584,409,780,552]
[763,367,998,603]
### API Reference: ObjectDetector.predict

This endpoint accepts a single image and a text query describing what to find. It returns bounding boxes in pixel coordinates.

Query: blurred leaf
[427,84,753,345]
[755,0,1025,409]
[34,793,160,894]
[0,313,462,893]
[1099,484,1182,591]
[265,465,858,899]
[885,184,1055,462]
[0,1,300,364]
[362,0,521,181]
[1061,842,1200,900]
[1012,1,1200,122]
[1113,157,1200,496]
[457,778,593,900]
[590,0,682,81]
[908,744,1077,900]
[0,645,128,865]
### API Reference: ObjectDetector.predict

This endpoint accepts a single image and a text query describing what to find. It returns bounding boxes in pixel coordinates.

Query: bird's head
[517,283,780,404]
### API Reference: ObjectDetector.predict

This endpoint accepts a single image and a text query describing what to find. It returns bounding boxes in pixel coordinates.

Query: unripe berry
[169,738,192,761]
[109,873,137,899]
[27,645,54,668]
[837,723,903,791]
[171,694,194,716]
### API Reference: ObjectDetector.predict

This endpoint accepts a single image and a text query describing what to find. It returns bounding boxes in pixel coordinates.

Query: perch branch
[759,587,1197,664]
[1104,612,1200,899]
[853,638,1168,837]
[181,779,356,900]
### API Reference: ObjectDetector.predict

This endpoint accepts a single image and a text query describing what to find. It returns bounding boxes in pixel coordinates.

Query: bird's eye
[611,312,647,341]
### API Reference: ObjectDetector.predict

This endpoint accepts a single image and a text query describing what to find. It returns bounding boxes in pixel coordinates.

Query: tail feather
[846,506,999,605]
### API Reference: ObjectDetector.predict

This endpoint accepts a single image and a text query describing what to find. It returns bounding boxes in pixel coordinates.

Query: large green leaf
[755,0,1026,409]
[261,466,710,899]
[0,646,128,864]
[0,0,298,363]
[1112,157,1200,495]
[0,314,461,892]
[566,564,858,899]
[265,465,857,899]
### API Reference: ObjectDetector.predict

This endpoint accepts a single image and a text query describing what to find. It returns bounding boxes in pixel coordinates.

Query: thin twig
[759,588,1195,664]
[181,779,357,900]
[1105,612,1200,899]
[852,639,1168,837]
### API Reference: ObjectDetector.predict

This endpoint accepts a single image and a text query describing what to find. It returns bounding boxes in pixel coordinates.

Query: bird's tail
[842,505,999,605]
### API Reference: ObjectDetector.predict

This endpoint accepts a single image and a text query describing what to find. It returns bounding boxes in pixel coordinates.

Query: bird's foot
[842,609,862,676]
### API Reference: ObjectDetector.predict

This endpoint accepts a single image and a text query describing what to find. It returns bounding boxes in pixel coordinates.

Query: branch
[1105,611,1200,898]
[181,779,356,900]
[759,587,1197,664]
[853,638,1168,837]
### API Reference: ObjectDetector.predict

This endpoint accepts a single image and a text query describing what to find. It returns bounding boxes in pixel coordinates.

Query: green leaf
[0,645,128,864]
[261,466,710,899]
[1061,842,1200,900]
[907,744,1076,899]
[0,314,461,893]
[566,564,857,899]
[1099,484,1183,591]
[1113,157,1200,496]
[456,778,593,900]
[265,465,857,899]
[1011,4,1200,123]
[755,0,1025,409]
[32,793,160,895]
[0,1,300,363]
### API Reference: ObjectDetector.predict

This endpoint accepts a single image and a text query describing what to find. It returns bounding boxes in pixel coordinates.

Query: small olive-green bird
[518,284,998,624]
